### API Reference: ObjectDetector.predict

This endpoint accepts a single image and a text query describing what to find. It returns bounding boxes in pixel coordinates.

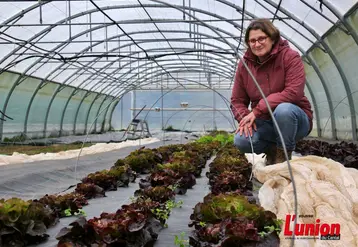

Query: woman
[231,19,313,165]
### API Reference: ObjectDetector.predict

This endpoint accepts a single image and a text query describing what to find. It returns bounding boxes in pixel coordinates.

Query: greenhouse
[0,0,358,246]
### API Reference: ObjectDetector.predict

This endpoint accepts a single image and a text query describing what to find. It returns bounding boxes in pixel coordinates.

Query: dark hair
[244,19,280,46]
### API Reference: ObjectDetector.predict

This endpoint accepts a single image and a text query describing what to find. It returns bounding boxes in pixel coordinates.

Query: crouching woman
[230,19,313,165]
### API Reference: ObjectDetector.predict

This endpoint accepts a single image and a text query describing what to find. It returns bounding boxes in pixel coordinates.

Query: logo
[283,215,341,240]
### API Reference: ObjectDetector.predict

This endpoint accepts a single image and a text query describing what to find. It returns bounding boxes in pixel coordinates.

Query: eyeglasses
[248,36,268,45]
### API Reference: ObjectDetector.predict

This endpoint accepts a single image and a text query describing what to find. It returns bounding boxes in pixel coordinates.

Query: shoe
[265,145,277,165]
[276,148,292,163]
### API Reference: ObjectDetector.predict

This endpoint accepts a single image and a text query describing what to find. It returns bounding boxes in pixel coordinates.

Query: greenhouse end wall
[0,71,115,141]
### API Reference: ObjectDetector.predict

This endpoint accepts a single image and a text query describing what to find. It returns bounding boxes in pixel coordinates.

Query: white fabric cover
[246,154,358,247]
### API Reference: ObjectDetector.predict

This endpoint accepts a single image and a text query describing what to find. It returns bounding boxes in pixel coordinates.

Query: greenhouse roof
[1,0,356,95]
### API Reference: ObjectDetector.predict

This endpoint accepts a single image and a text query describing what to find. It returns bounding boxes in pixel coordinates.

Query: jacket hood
[243,37,290,62]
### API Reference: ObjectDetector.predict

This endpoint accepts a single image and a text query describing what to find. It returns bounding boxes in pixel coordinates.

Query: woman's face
[248,29,274,59]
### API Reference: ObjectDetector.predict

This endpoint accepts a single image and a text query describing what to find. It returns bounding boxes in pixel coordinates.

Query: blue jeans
[234,103,310,153]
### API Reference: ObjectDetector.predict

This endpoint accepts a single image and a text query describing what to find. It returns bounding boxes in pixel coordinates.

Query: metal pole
[213,85,217,130]
[121,97,123,129]
[131,90,136,120]
[161,75,164,130]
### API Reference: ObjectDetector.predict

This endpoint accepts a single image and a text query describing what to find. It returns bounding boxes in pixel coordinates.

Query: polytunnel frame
[104,1,328,138]
[6,4,245,138]
[25,3,328,139]
[105,0,357,141]
[37,2,320,137]
[0,1,346,243]
[0,1,357,141]
[0,3,276,137]
[0,10,238,138]
[58,36,236,136]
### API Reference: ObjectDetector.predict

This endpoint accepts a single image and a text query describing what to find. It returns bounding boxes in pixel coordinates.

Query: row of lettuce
[0,131,282,246]
[56,139,221,246]
[188,137,282,246]
[0,132,229,246]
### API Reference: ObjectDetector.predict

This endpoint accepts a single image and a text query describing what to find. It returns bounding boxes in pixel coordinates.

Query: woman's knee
[273,103,297,121]
[234,133,254,153]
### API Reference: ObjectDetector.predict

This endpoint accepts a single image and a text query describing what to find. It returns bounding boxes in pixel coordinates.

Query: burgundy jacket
[231,37,313,132]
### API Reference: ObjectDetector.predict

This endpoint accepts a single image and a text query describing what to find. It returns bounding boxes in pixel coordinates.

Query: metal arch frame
[92,57,233,89]
[136,2,192,77]
[106,99,122,132]
[305,79,321,137]
[94,61,232,98]
[1,2,262,139]
[0,2,239,138]
[0,1,52,59]
[90,95,113,133]
[22,11,244,137]
[84,52,232,93]
[73,64,232,134]
[65,0,348,137]
[53,13,246,135]
[41,5,248,87]
[42,48,234,136]
[0,1,348,139]
[1,24,123,139]
[55,43,234,99]
[319,0,358,138]
[90,72,233,135]
[96,58,233,89]
[67,49,235,135]
[53,50,235,137]
[30,24,238,137]
[1,1,250,113]
[119,72,232,94]
[0,2,50,27]
[103,78,229,136]
[302,0,358,43]
[80,51,235,134]
[9,4,304,139]
[74,37,237,92]
[303,54,336,138]
[68,34,238,95]
[71,65,232,135]
[260,0,357,140]
[87,1,326,135]
[84,94,108,134]
[2,3,242,81]
[65,29,238,101]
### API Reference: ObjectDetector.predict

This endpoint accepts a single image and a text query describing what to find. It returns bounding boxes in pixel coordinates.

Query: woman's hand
[235,112,257,137]
[239,112,256,127]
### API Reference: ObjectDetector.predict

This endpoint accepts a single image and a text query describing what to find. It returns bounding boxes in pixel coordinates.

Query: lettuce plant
[74,183,105,199]
[0,198,57,246]
[189,193,279,246]
[210,171,252,195]
[81,171,118,191]
[134,186,176,203]
[141,170,196,195]
[56,200,162,246]
[208,155,251,179]
[37,193,88,218]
